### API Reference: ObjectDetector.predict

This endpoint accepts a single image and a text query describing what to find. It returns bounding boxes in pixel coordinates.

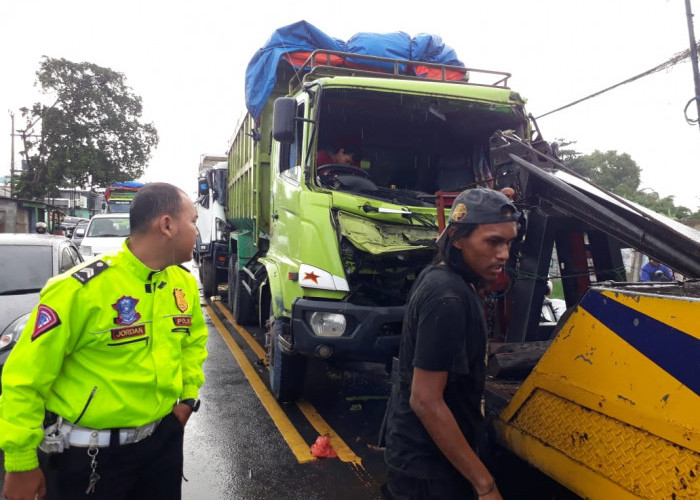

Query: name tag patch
[111,324,146,340]
[172,316,192,327]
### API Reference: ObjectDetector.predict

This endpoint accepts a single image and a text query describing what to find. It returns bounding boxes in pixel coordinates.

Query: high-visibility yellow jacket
[0,241,208,471]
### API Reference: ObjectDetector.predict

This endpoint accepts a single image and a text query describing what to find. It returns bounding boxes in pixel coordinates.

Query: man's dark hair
[130,183,184,235]
[433,223,479,269]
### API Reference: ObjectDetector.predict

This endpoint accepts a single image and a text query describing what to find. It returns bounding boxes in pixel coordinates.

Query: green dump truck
[220,22,536,401]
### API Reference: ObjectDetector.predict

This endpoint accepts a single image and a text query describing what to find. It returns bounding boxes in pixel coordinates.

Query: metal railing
[287,49,511,93]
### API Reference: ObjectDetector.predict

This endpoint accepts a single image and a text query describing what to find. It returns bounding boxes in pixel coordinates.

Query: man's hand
[172,403,194,427]
[410,367,502,499]
[3,468,46,500]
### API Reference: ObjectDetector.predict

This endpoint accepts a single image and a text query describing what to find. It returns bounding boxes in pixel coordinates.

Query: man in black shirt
[383,188,520,500]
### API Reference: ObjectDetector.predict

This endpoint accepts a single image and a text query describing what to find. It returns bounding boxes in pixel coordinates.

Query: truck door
[270,99,307,268]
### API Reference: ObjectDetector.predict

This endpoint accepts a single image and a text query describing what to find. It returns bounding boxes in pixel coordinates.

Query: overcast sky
[2,0,699,209]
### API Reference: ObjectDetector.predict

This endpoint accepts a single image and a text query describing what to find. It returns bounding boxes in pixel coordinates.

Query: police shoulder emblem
[112,296,141,326]
[451,203,468,222]
[31,305,61,341]
[173,289,188,313]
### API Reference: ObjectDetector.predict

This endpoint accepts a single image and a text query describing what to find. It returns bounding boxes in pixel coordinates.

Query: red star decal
[303,271,320,284]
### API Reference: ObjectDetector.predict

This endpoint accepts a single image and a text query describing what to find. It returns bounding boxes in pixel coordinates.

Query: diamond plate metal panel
[510,389,699,499]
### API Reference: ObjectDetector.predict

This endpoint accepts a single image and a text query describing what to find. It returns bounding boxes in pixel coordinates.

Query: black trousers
[39,413,184,500]
[381,469,477,500]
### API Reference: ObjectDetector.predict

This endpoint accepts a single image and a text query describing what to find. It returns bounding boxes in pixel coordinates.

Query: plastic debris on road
[310,435,338,458]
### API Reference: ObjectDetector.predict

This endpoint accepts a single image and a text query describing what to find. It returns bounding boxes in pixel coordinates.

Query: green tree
[15,57,158,199]
[565,149,640,195]
[561,148,697,220]
[628,190,694,220]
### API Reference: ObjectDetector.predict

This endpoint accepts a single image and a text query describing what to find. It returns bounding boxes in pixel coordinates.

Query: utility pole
[9,110,15,197]
[685,0,700,131]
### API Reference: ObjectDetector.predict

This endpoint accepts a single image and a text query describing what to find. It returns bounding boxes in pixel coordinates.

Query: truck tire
[267,313,307,402]
[231,261,256,325]
[200,258,217,298]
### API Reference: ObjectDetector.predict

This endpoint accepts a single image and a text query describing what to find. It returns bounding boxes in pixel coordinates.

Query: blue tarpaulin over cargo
[244,20,465,120]
[109,181,145,190]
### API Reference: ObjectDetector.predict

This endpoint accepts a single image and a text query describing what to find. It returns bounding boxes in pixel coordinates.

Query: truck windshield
[314,87,526,206]
[107,202,131,213]
[211,168,228,206]
[87,218,130,237]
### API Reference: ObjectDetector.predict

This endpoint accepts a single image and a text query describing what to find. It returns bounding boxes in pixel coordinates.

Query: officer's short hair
[130,183,184,235]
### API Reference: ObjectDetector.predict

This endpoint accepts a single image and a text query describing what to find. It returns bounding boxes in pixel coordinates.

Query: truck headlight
[309,312,346,337]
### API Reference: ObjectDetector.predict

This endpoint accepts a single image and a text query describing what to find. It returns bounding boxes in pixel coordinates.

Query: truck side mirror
[273,98,296,144]
[198,178,208,197]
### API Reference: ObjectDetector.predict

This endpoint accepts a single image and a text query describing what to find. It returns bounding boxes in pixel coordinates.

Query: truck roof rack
[287,49,512,94]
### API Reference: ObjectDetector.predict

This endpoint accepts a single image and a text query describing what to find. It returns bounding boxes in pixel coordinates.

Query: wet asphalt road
[181,298,390,500]
[182,294,579,500]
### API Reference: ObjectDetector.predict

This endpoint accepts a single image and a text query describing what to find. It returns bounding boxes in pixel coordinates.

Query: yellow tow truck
[484,140,700,499]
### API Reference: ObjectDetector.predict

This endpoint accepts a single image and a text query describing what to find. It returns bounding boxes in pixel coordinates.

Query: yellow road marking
[204,304,315,463]
[210,300,364,468]
[296,400,363,466]
[214,301,267,360]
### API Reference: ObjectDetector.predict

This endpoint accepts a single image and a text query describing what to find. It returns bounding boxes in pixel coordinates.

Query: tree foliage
[15,57,158,199]
[560,146,700,220]
[565,149,640,195]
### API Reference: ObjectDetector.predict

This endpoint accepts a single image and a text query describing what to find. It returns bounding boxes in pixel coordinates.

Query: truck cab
[239,49,534,402]
[194,157,228,297]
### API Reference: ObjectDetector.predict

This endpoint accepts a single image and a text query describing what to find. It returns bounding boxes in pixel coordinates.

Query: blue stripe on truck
[579,290,700,397]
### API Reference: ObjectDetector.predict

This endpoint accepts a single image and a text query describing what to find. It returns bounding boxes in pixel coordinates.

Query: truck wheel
[200,258,217,298]
[231,261,256,325]
[267,314,307,402]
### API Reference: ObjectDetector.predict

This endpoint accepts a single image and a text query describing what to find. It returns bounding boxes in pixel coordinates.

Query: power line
[535,41,700,120]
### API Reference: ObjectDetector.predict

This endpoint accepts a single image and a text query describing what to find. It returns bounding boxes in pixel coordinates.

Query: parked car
[71,219,90,247]
[58,216,89,238]
[79,213,130,257]
[0,234,84,385]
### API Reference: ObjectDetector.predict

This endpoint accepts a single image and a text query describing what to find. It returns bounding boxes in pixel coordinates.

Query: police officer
[0,182,208,500]
[383,188,519,500]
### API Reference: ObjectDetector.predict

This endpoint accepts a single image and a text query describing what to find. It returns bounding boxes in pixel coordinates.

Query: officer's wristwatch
[180,398,201,412]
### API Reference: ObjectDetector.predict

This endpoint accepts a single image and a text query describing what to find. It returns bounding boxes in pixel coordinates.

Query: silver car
[0,234,84,383]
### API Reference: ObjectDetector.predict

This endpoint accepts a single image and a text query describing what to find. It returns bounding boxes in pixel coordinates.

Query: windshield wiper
[362,204,412,215]
[403,212,438,230]
[361,203,437,229]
